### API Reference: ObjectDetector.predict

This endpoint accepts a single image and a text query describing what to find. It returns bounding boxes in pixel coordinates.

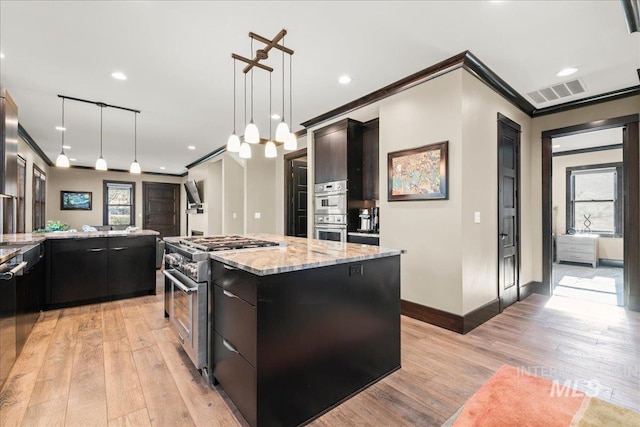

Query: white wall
[17,136,50,232]
[529,95,640,281]
[245,152,277,234]
[46,167,184,232]
[552,149,623,260]
[223,155,245,234]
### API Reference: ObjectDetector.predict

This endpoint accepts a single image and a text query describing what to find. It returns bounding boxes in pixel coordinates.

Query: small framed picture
[60,191,92,210]
[388,141,449,201]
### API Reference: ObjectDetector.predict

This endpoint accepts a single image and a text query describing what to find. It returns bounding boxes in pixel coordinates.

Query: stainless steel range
[163,235,282,384]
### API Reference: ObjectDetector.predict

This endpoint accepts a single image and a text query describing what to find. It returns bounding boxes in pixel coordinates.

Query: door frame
[284,148,308,236]
[497,113,522,311]
[541,114,639,310]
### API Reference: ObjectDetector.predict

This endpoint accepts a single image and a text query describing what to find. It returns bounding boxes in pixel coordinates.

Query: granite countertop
[0,247,21,264]
[347,232,380,238]
[208,234,401,276]
[0,230,159,245]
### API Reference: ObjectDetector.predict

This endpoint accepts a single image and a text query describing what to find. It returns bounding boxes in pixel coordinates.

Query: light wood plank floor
[1,272,638,426]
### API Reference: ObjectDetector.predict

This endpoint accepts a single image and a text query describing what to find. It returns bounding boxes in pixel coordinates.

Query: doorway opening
[284,148,308,237]
[541,114,639,311]
[551,128,624,306]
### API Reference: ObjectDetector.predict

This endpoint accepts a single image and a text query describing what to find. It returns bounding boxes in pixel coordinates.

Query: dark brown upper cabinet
[362,119,379,201]
[313,119,363,199]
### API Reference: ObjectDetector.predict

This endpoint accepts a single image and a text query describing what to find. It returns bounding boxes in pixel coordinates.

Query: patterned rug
[442,365,639,426]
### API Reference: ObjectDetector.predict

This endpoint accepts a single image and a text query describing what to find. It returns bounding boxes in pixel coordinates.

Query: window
[33,165,46,231]
[17,156,26,233]
[566,162,622,237]
[104,181,135,226]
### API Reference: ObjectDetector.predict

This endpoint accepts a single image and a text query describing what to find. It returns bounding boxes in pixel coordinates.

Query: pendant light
[244,39,260,144]
[129,112,141,174]
[238,73,252,158]
[275,37,289,142]
[284,52,297,151]
[95,105,107,171]
[55,98,70,167]
[265,72,277,158]
[226,58,241,152]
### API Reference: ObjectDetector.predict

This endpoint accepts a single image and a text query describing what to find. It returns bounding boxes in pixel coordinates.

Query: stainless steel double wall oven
[314,180,348,242]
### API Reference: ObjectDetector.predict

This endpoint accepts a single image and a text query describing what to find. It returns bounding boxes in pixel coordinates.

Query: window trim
[566,162,623,238]
[103,180,136,226]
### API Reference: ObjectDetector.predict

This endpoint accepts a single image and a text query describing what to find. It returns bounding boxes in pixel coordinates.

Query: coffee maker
[358,208,379,232]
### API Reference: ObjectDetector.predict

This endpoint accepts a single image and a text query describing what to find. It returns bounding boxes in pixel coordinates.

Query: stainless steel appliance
[163,235,283,384]
[314,180,347,215]
[358,207,380,233]
[1,89,19,235]
[315,180,348,242]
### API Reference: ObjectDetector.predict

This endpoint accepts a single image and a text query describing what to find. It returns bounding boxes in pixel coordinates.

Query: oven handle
[0,261,28,280]
[163,269,198,294]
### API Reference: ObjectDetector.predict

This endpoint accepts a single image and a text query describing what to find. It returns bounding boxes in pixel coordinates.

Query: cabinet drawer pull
[222,289,239,299]
[222,264,237,271]
[222,338,239,354]
[87,248,106,252]
[111,247,127,251]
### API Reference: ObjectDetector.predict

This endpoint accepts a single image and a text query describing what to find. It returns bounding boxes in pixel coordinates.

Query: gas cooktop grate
[179,235,281,252]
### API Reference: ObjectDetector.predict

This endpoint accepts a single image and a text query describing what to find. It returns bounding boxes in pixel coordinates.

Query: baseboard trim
[401,298,500,334]
[520,281,549,300]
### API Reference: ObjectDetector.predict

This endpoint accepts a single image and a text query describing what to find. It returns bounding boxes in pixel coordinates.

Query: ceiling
[1,1,638,175]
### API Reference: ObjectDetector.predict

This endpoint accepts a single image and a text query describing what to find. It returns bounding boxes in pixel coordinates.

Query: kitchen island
[1,230,159,309]
[165,234,401,427]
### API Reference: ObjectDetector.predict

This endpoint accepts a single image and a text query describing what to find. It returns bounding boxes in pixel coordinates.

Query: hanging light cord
[250,38,254,122]
[289,52,293,134]
[100,106,103,157]
[61,98,65,151]
[282,36,285,119]
[269,72,272,138]
[244,73,247,130]
[232,59,237,134]
[134,112,138,161]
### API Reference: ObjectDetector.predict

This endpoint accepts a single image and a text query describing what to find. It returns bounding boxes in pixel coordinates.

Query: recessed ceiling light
[160,166,166,170]
[556,67,578,77]
[0,53,5,59]
[62,145,71,149]
[338,75,351,84]
[188,145,196,150]
[552,144,561,148]
[111,71,127,80]
[69,158,76,161]
[55,126,66,131]
[271,114,280,120]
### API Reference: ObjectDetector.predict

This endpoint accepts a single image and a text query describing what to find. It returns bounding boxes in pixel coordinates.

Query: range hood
[1,88,18,199]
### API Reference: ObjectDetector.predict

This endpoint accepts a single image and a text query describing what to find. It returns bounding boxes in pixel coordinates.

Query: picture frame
[388,141,448,201]
[60,191,92,210]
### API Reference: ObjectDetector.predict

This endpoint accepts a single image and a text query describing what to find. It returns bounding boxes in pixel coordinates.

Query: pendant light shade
[239,142,252,158]
[275,120,289,142]
[56,152,70,167]
[284,132,297,151]
[95,105,107,171]
[130,112,141,174]
[96,156,107,171]
[244,121,259,143]
[56,98,70,167]
[227,133,241,152]
[265,140,277,158]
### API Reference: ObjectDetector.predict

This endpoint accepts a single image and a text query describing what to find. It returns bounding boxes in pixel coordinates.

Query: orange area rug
[442,365,640,427]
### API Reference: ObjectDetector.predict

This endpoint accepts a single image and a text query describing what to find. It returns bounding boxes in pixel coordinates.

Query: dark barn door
[498,114,521,310]
[143,182,180,238]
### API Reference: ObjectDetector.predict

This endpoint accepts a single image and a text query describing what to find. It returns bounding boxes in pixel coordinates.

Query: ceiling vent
[527,79,586,103]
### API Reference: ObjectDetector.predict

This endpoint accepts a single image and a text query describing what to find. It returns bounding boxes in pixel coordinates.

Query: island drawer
[211,261,258,305]
[214,284,257,366]
[213,331,256,427]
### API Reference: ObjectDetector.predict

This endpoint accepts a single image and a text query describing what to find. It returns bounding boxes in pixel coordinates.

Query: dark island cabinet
[47,238,109,305]
[107,236,156,295]
[211,255,401,427]
[45,236,155,309]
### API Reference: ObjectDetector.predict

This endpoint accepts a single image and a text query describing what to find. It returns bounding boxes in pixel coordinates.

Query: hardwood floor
[1,272,638,426]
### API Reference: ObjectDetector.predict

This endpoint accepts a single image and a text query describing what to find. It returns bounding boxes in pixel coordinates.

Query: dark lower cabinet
[211,255,401,427]
[107,236,156,295]
[45,236,155,309]
[16,257,44,355]
[47,238,109,305]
